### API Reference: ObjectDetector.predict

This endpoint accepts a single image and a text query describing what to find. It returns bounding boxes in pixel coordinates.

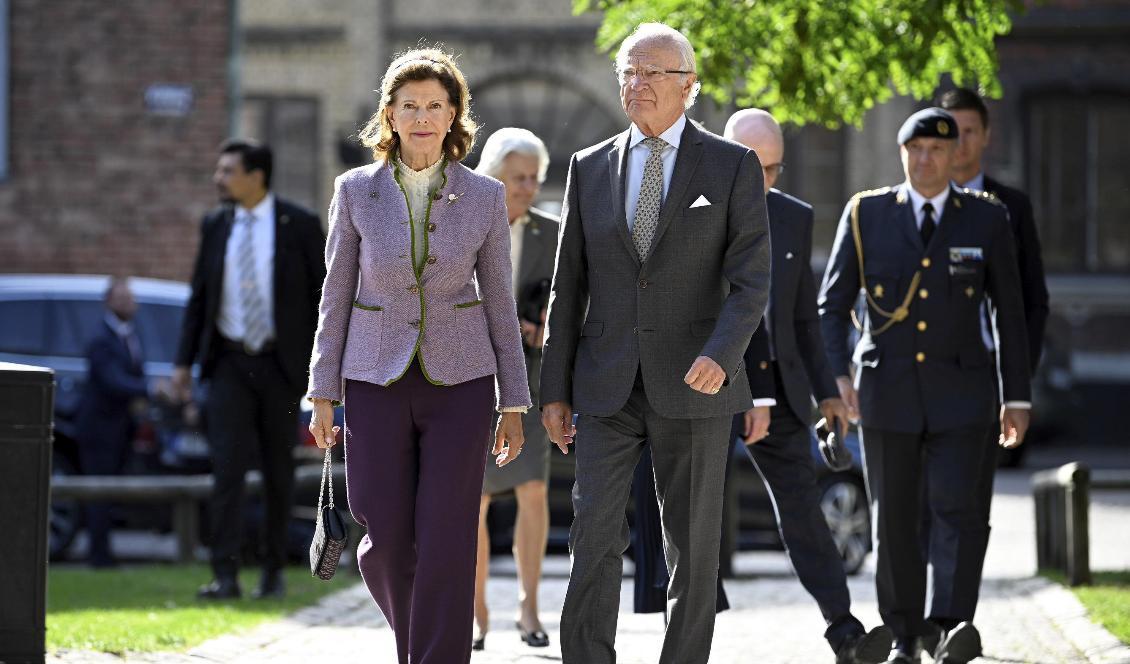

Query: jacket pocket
[353,300,383,311]
[342,306,383,371]
[581,321,604,337]
[454,299,483,309]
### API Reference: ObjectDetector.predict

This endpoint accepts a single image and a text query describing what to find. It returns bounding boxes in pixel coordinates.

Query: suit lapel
[606,130,638,266]
[518,218,541,287]
[272,197,289,327]
[894,183,925,253]
[208,207,235,317]
[647,119,703,259]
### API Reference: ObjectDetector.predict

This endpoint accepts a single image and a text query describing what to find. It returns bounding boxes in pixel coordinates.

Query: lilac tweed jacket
[306,159,531,410]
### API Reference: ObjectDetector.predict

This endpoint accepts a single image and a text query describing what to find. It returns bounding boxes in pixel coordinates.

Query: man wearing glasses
[540,22,770,664]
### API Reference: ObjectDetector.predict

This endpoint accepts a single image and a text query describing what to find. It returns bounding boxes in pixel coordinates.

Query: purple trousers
[344,361,494,664]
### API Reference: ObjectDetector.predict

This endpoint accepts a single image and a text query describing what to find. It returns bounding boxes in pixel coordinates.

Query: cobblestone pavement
[46,468,1130,664]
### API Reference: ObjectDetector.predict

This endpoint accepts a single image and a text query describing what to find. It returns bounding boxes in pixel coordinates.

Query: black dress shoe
[471,634,485,651]
[886,637,922,663]
[197,577,241,600]
[934,622,981,663]
[836,625,894,664]
[920,622,944,658]
[251,569,286,599]
[516,621,550,648]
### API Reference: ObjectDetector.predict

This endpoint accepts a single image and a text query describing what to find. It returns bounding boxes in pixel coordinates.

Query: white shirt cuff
[751,398,777,408]
[499,406,529,414]
[1003,401,1031,410]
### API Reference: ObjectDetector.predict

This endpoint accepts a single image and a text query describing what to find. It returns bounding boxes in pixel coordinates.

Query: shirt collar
[237,193,274,224]
[905,182,950,219]
[629,114,686,152]
[105,312,133,337]
[955,171,985,192]
[510,213,530,228]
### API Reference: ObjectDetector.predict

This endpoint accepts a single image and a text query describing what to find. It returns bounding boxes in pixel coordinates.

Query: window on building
[1027,93,1130,273]
[240,96,320,212]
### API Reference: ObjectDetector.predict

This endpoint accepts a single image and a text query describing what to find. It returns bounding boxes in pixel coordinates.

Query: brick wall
[0,1,231,281]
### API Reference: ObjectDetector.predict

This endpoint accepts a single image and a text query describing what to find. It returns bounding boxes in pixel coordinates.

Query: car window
[134,303,184,363]
[51,299,104,358]
[0,300,50,355]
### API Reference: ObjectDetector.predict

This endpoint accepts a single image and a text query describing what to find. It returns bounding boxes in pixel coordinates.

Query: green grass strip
[1043,569,1130,645]
[47,563,347,653]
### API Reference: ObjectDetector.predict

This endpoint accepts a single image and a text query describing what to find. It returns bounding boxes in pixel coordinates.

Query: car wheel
[819,472,870,576]
[50,451,83,561]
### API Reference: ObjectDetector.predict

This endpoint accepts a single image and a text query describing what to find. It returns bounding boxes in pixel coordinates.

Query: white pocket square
[689,195,711,208]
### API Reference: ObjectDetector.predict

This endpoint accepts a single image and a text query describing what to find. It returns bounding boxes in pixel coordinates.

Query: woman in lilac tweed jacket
[306,49,531,664]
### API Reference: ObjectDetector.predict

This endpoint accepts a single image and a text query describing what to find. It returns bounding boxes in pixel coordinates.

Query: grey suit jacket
[540,118,771,419]
[750,189,839,423]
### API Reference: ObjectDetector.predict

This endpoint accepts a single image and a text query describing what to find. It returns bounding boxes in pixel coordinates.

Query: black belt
[217,336,277,356]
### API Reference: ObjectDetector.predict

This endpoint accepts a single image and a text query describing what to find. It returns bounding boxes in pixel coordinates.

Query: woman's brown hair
[359,48,477,163]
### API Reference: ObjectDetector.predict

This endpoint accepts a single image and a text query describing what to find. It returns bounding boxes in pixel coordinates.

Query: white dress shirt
[625,114,686,232]
[509,213,529,294]
[218,193,276,344]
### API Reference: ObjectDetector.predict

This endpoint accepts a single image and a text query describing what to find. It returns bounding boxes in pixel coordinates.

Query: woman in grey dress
[472,128,558,650]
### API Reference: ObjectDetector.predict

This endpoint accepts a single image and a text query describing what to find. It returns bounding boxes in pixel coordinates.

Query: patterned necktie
[236,212,270,352]
[920,202,936,247]
[632,136,669,260]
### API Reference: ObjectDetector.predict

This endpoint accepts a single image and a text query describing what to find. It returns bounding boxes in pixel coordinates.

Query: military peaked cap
[898,107,959,145]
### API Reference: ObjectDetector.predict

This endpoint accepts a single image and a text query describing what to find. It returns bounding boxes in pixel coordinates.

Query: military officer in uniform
[818,108,1032,664]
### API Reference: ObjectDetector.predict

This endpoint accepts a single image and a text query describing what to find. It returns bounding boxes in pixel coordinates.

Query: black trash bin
[0,362,54,664]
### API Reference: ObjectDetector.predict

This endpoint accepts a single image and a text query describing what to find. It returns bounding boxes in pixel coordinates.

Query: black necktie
[920,202,936,247]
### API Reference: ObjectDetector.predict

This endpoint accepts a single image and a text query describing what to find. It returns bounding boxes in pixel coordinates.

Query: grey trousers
[560,375,732,664]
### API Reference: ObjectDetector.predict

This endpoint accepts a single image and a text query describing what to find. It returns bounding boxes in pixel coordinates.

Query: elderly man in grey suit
[540,23,771,664]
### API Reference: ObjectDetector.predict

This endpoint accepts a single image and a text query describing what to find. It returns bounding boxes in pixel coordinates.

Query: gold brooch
[447,192,465,205]
[873,284,885,298]
[938,120,950,135]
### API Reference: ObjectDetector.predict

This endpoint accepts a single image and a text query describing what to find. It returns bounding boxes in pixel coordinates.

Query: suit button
[759,361,768,370]
[921,258,931,268]
[410,320,420,328]
[919,288,929,299]
[427,223,436,232]
[633,326,638,334]
[638,279,648,289]
[427,255,437,265]
[408,285,418,294]
[917,321,927,331]
[916,352,925,363]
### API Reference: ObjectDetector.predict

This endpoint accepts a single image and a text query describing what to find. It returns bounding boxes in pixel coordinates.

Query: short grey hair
[474,127,550,183]
[615,22,701,110]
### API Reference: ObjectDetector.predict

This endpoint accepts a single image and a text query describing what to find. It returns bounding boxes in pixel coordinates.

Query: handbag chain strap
[317,447,334,516]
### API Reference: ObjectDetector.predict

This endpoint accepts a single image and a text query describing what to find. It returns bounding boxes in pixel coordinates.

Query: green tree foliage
[576,0,1026,127]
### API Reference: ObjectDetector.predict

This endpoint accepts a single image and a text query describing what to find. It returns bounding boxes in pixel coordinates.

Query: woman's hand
[493,411,526,467]
[309,398,341,448]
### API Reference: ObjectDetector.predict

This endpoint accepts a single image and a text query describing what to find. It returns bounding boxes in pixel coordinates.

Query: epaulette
[851,186,892,200]
[960,187,1006,208]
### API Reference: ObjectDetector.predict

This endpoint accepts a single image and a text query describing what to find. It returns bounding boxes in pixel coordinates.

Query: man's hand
[1000,406,1030,449]
[308,398,341,449]
[818,397,851,440]
[493,411,526,467]
[541,401,575,454]
[835,376,859,423]
[171,366,193,403]
[742,406,771,445]
[685,356,727,395]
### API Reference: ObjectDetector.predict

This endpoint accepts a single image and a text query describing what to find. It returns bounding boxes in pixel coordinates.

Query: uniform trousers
[343,361,494,664]
[560,372,732,664]
[862,423,991,640]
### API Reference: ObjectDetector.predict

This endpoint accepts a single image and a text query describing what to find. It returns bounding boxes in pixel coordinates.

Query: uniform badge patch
[949,247,984,262]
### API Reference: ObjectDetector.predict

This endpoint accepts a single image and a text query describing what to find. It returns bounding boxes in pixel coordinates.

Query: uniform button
[917,321,927,332]
[921,258,931,268]
[633,326,638,334]
[759,361,768,370]
[638,279,648,289]
[427,223,436,232]
[919,288,929,299]
[408,284,418,294]
[426,255,437,265]
[916,352,925,363]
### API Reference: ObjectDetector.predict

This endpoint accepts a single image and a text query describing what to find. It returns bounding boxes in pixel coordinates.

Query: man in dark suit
[172,139,326,599]
[819,108,1032,663]
[540,23,770,664]
[76,277,161,568]
[725,109,892,663]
